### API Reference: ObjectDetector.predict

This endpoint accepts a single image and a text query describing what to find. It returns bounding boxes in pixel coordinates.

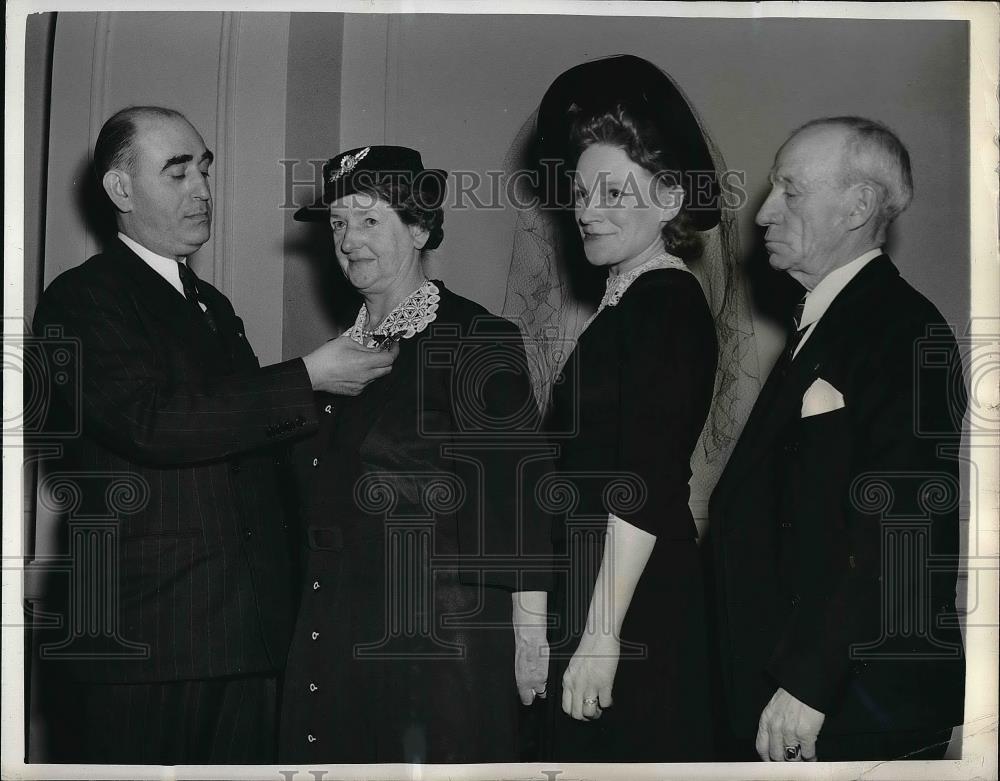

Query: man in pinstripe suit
[33,106,395,763]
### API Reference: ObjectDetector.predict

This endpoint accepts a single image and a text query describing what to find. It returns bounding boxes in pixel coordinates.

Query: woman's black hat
[536,54,722,231]
[293,145,447,223]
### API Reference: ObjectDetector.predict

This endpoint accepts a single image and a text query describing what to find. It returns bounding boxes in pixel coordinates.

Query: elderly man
[32,105,396,763]
[709,117,966,761]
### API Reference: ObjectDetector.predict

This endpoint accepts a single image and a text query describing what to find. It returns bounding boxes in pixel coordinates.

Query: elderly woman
[278,146,550,763]
[534,56,724,761]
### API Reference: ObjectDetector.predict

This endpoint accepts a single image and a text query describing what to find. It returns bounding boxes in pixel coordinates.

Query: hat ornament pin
[328,146,370,184]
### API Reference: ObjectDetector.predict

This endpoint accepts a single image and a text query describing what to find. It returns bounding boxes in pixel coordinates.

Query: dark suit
[32,238,319,762]
[709,256,966,760]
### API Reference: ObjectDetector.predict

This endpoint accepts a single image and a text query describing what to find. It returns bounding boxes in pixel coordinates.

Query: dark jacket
[32,237,318,683]
[279,282,553,762]
[710,256,966,737]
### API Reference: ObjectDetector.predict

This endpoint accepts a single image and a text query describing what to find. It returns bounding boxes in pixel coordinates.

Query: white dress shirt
[793,248,883,358]
[118,232,206,311]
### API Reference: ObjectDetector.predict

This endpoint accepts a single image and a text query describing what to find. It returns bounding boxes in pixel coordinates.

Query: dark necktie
[176,261,219,335]
[786,295,807,359]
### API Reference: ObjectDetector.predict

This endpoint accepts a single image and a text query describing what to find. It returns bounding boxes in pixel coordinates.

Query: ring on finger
[784,745,801,761]
[583,697,598,706]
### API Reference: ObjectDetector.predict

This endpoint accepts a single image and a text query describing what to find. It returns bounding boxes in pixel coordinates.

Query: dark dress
[278,282,552,763]
[544,267,718,762]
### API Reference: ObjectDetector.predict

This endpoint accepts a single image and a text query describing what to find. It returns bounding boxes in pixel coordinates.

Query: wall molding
[85,12,111,261]
[212,12,239,296]
[384,16,401,143]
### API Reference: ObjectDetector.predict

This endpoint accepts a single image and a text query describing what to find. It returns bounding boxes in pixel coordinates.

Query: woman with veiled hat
[277,146,552,763]
[527,55,730,761]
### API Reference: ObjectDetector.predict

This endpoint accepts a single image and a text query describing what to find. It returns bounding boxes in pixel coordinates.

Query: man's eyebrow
[161,154,193,171]
[161,150,214,171]
[768,171,796,187]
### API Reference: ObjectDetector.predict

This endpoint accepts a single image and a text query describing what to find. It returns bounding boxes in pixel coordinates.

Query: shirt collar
[118,232,189,297]
[118,232,186,267]
[799,248,883,329]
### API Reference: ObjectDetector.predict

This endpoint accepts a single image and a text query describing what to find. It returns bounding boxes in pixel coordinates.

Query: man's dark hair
[93,106,187,180]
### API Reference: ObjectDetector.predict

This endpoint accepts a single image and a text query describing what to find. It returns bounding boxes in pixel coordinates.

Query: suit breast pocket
[787,406,850,460]
[782,408,853,524]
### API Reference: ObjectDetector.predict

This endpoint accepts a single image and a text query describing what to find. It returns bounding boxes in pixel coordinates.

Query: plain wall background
[281,13,347,361]
[32,11,292,363]
[323,14,969,363]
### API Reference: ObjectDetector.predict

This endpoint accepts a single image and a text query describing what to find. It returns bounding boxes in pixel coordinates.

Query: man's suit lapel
[196,283,260,371]
[715,256,898,507]
[110,239,235,368]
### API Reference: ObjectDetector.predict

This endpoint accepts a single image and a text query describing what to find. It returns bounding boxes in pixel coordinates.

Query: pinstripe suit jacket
[33,238,319,683]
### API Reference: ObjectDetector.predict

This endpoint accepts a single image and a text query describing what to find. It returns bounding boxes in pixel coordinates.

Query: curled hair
[796,116,913,234]
[569,104,704,261]
[94,106,186,179]
[353,173,446,251]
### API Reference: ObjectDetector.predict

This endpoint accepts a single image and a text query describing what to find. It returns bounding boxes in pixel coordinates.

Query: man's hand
[302,334,397,395]
[756,687,825,761]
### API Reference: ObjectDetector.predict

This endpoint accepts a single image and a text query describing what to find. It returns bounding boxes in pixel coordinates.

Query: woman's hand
[560,514,653,722]
[512,591,549,705]
[562,630,619,720]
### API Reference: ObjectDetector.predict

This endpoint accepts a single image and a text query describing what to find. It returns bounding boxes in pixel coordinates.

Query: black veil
[501,60,761,492]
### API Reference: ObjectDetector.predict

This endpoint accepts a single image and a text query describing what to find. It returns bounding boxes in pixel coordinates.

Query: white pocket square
[801,377,845,418]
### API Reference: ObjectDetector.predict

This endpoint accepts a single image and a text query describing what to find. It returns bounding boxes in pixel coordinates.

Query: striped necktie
[787,295,807,359]
[176,261,219,335]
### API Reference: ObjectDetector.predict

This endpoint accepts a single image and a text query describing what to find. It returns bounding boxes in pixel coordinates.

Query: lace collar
[597,253,690,314]
[579,254,690,335]
[345,279,440,349]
